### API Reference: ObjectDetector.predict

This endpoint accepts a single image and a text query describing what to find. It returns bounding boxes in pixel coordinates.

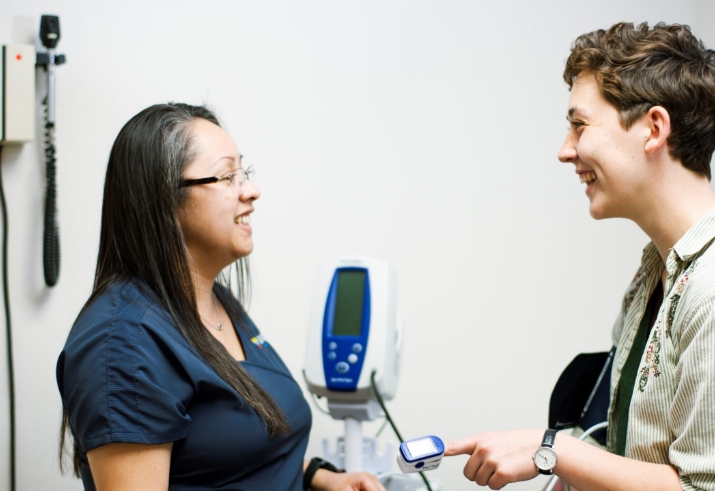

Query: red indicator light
[16,54,22,61]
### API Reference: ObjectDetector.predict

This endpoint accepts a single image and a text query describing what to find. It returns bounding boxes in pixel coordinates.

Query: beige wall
[694,1,715,184]
[695,0,715,47]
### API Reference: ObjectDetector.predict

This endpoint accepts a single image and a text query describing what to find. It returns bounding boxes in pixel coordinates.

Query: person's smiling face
[558,73,650,220]
[178,118,260,276]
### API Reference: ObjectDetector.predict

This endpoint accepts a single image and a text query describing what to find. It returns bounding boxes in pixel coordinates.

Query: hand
[444,429,543,490]
[311,469,387,491]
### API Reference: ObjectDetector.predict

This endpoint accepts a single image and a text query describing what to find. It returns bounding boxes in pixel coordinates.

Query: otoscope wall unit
[1,15,66,491]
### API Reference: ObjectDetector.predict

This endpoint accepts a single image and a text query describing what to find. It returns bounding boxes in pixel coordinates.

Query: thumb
[443,435,478,457]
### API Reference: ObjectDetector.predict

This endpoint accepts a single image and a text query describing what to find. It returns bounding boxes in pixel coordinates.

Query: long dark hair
[60,103,288,476]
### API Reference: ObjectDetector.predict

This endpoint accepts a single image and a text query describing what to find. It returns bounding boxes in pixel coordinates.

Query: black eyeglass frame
[181,165,255,195]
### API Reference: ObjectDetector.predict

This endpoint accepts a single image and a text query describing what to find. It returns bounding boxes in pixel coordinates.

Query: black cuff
[303,457,341,490]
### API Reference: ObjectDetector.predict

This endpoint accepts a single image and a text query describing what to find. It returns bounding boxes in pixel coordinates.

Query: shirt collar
[640,242,662,273]
[671,205,715,262]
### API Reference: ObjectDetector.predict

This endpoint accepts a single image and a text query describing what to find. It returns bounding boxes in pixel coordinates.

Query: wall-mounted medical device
[36,15,65,127]
[305,256,401,404]
[1,44,35,144]
[396,436,445,474]
[35,14,65,287]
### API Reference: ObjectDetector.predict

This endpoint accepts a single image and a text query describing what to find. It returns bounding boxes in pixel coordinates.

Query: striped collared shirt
[609,206,715,490]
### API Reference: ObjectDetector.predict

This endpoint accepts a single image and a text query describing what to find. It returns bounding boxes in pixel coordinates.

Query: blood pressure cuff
[548,347,614,446]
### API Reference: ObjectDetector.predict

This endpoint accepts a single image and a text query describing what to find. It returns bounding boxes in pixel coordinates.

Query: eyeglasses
[181,166,255,196]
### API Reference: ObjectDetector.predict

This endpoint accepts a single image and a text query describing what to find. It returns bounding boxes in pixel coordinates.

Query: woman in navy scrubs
[56,103,385,491]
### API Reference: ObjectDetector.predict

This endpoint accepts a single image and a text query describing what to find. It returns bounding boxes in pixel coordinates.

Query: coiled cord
[42,101,60,287]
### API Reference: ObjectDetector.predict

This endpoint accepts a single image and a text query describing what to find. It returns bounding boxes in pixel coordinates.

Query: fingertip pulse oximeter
[396,435,445,473]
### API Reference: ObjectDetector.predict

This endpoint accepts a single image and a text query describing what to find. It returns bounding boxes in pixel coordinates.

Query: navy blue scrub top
[57,281,312,491]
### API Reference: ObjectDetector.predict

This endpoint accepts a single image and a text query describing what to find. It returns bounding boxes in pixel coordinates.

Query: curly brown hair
[564,22,715,178]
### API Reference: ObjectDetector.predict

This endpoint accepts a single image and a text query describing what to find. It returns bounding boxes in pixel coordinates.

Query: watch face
[534,447,557,470]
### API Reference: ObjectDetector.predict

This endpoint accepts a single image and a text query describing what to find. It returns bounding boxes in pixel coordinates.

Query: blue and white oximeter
[396,435,445,473]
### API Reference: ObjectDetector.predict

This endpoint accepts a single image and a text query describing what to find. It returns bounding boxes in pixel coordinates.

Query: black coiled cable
[42,101,60,287]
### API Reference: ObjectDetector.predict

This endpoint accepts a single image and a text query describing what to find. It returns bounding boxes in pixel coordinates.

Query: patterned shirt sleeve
[670,297,715,491]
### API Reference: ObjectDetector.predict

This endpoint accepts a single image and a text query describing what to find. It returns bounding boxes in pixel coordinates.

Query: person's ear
[643,106,671,154]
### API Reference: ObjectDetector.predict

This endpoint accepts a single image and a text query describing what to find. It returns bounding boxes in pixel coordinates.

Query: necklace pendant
[217,323,223,331]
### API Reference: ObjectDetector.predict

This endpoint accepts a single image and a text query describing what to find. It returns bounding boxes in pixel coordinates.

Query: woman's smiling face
[178,118,260,276]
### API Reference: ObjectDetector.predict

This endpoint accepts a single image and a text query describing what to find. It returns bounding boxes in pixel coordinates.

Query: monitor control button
[352,343,363,353]
[415,462,425,468]
[328,351,337,360]
[329,342,337,350]
[336,362,349,374]
[347,354,358,364]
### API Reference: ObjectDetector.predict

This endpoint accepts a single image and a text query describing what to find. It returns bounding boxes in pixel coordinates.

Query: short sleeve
[670,298,715,490]
[57,288,192,453]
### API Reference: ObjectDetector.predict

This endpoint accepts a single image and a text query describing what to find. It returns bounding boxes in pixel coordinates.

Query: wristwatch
[303,457,342,490]
[533,429,558,475]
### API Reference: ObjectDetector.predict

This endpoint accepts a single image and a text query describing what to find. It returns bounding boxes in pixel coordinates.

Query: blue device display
[321,267,371,391]
[396,436,445,474]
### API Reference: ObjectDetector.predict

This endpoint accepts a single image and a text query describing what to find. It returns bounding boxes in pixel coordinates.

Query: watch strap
[542,428,557,448]
[303,457,341,490]
[534,429,558,476]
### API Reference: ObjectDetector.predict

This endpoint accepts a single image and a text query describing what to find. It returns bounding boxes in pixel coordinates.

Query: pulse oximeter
[396,435,445,473]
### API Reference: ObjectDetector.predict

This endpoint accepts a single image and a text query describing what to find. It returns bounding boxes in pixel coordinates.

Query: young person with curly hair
[446,22,715,491]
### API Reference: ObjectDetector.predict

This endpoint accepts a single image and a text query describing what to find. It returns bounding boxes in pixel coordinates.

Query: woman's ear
[644,106,671,154]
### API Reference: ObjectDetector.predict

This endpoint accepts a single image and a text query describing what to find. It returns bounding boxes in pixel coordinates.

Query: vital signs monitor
[305,256,401,403]
[303,258,444,490]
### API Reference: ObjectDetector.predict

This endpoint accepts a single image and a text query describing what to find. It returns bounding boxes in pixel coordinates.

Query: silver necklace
[200,293,224,331]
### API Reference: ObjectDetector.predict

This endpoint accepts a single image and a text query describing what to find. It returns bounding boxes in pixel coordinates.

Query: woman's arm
[87,442,173,491]
[445,430,681,491]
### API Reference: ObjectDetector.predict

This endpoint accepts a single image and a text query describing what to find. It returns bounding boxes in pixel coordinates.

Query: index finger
[443,435,479,456]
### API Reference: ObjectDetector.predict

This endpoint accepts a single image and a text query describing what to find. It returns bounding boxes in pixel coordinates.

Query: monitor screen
[332,270,366,336]
[406,438,437,458]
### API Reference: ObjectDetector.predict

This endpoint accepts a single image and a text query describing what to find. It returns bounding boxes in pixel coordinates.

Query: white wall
[695,0,715,48]
[0,1,703,490]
